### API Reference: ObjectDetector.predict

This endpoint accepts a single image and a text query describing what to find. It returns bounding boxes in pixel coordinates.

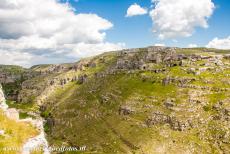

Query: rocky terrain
[0,46,230,153]
[0,84,45,154]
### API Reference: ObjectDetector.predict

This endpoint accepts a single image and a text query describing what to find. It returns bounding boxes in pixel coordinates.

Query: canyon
[0,46,230,153]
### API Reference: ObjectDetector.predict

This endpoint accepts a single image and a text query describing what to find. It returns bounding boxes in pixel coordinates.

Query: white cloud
[0,49,79,68]
[206,36,230,49]
[0,0,124,67]
[126,3,148,17]
[66,42,125,58]
[0,50,33,67]
[154,43,165,47]
[188,44,198,48]
[150,0,215,39]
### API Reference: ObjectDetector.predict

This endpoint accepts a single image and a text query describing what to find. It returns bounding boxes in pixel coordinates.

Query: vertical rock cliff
[0,84,8,111]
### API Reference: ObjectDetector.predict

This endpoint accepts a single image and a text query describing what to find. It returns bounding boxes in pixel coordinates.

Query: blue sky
[0,0,229,67]
[67,0,230,48]
[71,0,153,48]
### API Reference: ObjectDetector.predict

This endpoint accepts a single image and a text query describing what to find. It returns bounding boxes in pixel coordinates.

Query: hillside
[1,46,230,153]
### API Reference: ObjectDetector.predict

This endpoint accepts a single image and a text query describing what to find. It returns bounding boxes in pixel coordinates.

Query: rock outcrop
[22,118,50,154]
[0,84,8,111]
[146,112,192,131]
[1,83,49,153]
[119,106,135,115]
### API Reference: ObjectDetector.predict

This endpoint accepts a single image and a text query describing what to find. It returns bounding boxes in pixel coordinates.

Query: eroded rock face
[170,118,192,131]
[146,111,171,126]
[146,52,162,64]
[116,47,179,70]
[0,84,5,103]
[146,112,192,131]
[18,71,89,104]
[78,74,88,84]
[0,73,16,84]
[0,84,8,110]
[0,84,19,121]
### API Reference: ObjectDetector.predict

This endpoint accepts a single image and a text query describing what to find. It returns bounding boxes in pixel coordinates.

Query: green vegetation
[19,112,30,119]
[0,65,26,74]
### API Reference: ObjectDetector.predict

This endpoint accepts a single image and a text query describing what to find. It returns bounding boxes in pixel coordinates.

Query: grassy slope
[0,65,25,74]
[40,48,230,153]
[45,75,216,153]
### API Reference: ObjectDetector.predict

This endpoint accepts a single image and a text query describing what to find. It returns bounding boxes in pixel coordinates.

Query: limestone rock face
[6,108,19,121]
[115,47,179,71]
[77,74,88,84]
[0,73,16,84]
[0,84,8,110]
[0,84,19,121]
[146,112,193,131]
[0,84,5,103]
[146,111,171,126]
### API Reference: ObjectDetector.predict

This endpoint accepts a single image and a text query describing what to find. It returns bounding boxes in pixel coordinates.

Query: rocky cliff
[0,83,42,154]
[0,84,8,111]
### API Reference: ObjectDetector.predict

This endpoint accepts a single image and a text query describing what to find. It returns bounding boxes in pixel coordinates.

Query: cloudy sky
[0,0,229,67]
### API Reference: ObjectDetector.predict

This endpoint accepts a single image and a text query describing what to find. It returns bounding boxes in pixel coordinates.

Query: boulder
[164,98,175,108]
[146,111,170,126]
[170,118,191,131]
[6,108,19,121]
[101,95,110,104]
[119,106,135,115]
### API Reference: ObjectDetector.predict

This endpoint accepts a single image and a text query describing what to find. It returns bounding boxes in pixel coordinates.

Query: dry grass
[0,109,38,154]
